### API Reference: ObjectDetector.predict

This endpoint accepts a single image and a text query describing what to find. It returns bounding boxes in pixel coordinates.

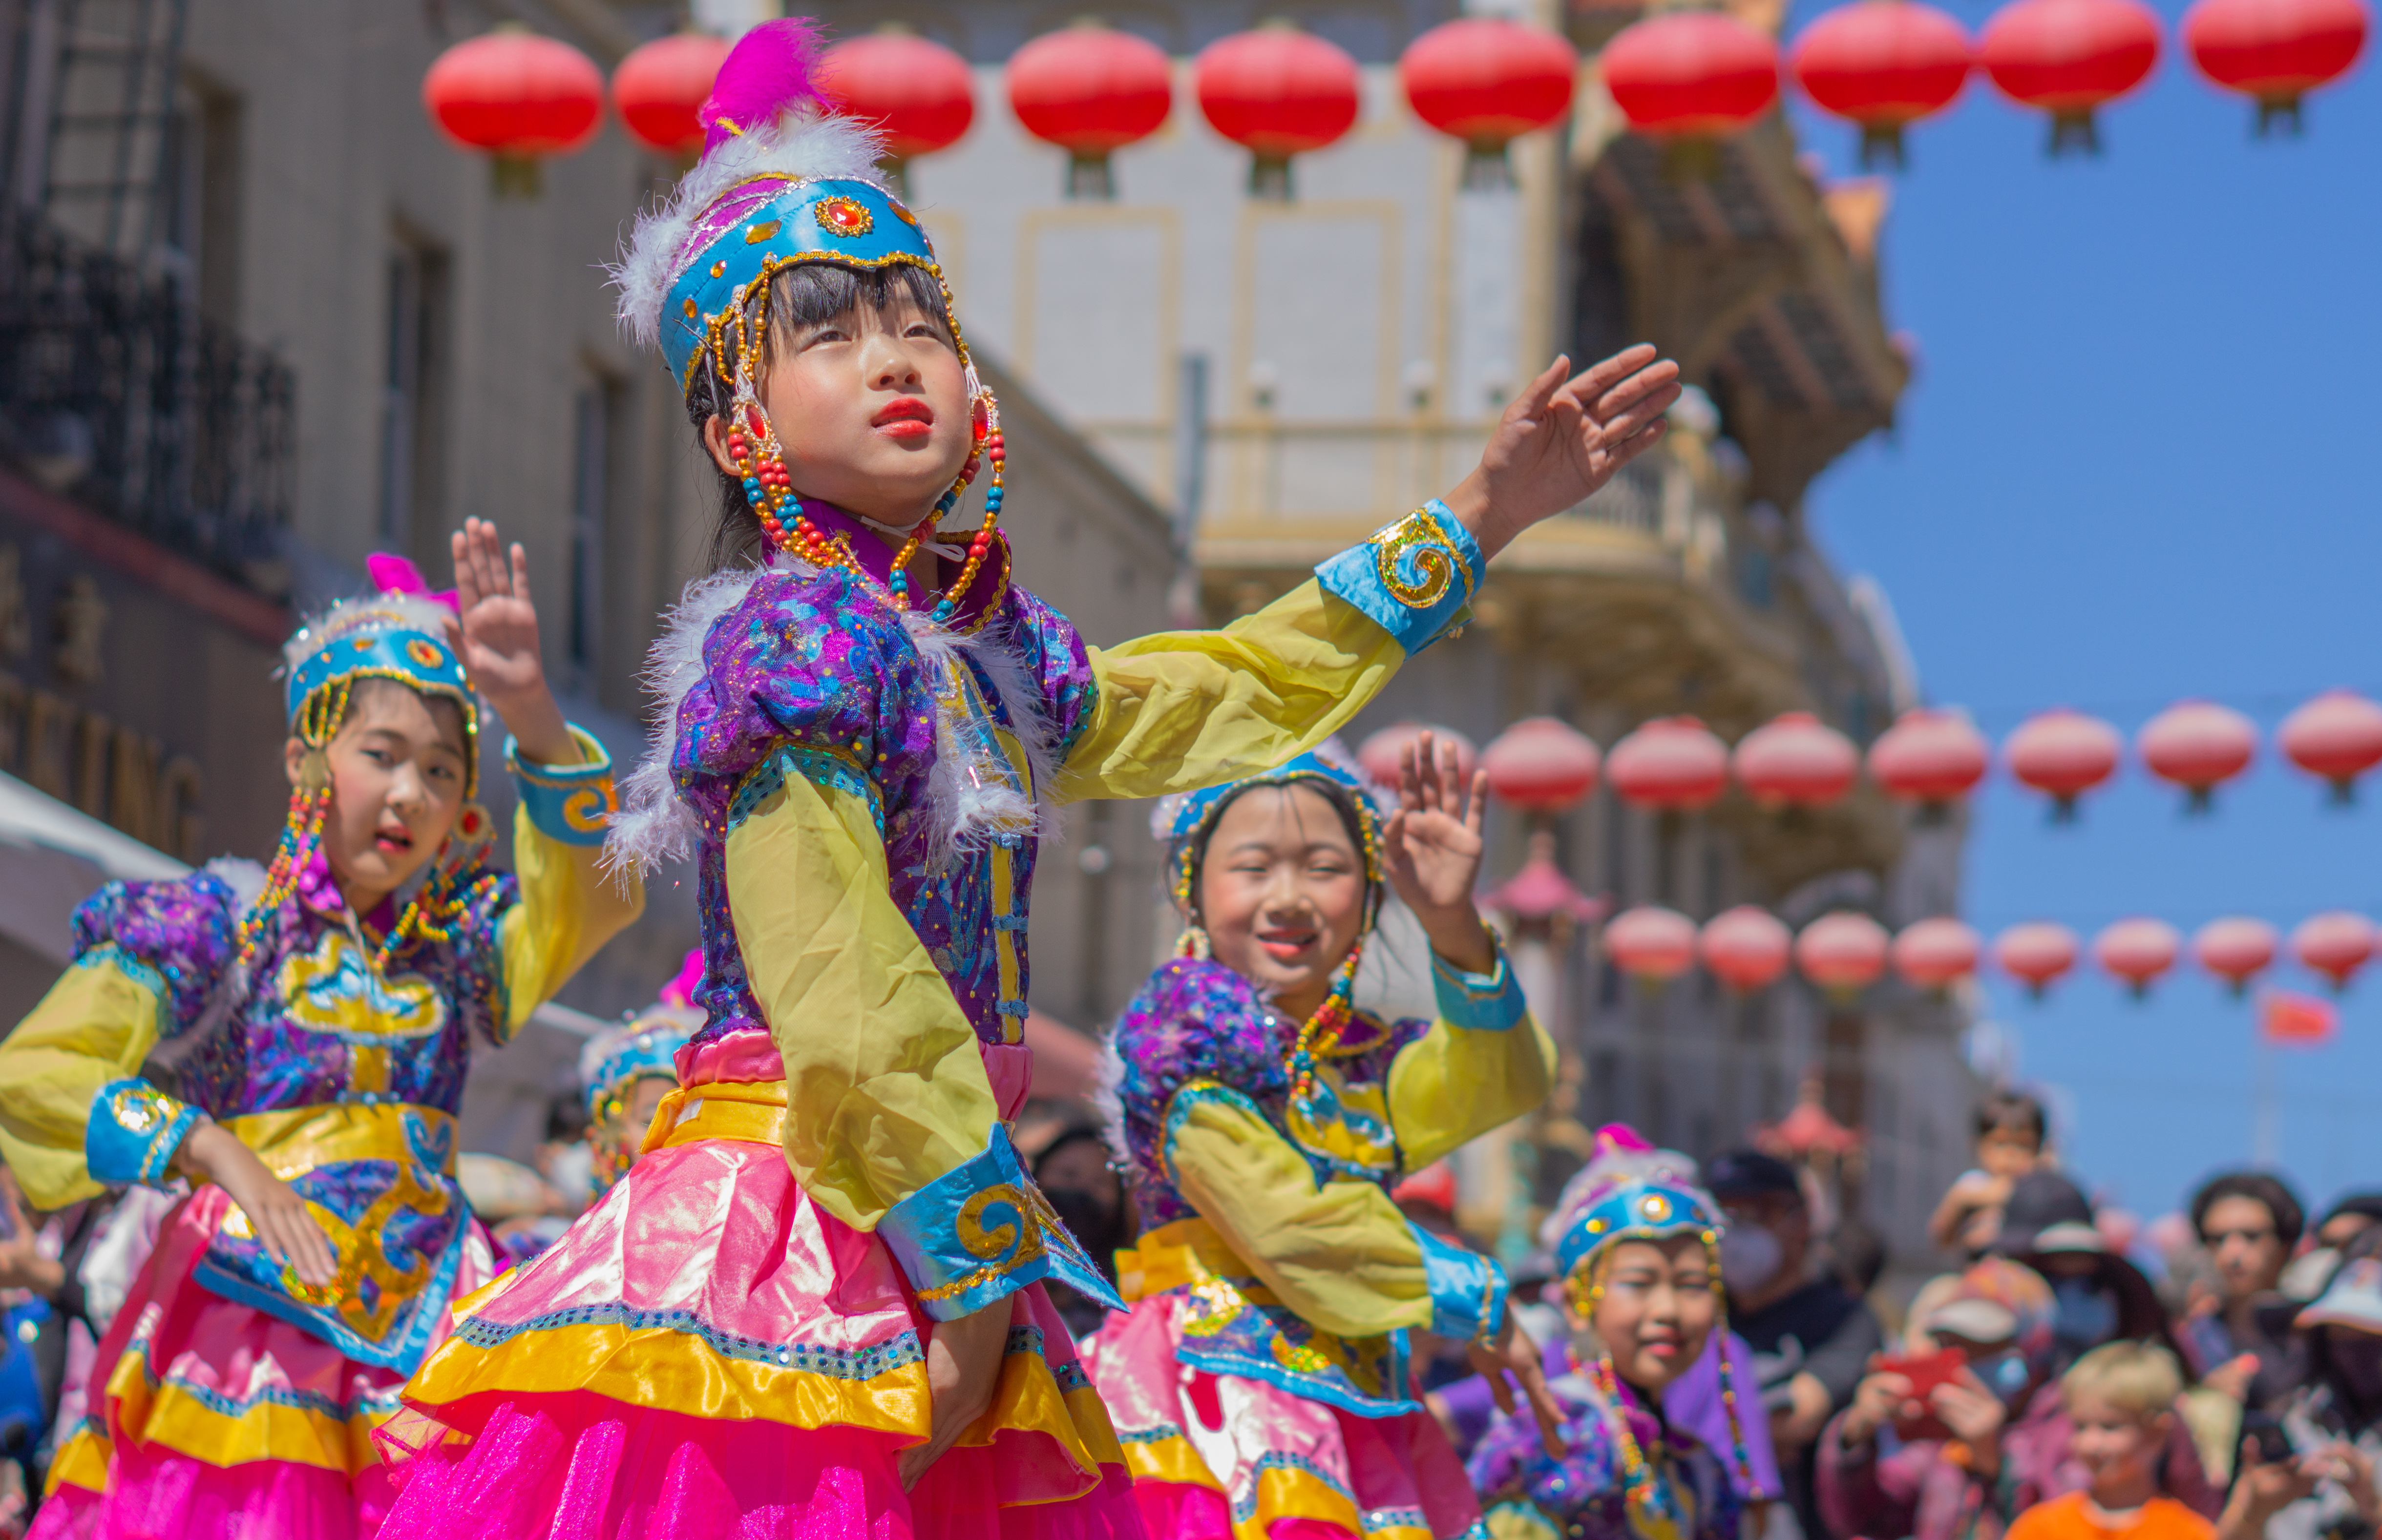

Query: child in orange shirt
[2007,1343,2213,1540]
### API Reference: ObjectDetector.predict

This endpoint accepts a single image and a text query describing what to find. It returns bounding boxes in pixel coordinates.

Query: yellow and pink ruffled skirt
[376,1033,1142,1540]
[32,1182,498,1540]
[1080,1222,1484,1540]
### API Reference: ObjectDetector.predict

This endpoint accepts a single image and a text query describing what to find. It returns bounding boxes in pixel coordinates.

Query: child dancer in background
[578,951,703,1200]
[1088,735,1563,1540]
[0,523,641,1539]
[1470,1131,1755,1540]
[379,16,1678,1537]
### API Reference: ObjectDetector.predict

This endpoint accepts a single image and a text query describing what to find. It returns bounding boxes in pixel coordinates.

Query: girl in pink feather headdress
[375,14,1681,1537]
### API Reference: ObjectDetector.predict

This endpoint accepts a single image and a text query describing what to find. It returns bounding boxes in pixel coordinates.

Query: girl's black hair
[684,261,955,568]
[1178,776,1376,925]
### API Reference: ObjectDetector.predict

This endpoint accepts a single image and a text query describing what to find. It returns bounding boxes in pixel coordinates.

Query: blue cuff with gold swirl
[879,1126,1128,1321]
[506,725,618,847]
[1315,500,1482,656]
[87,1077,200,1188]
[1432,937,1528,1032]
[1413,1222,1507,1343]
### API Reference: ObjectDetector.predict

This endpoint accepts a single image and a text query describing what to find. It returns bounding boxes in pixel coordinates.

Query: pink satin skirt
[378,1033,1144,1540]
[30,1184,495,1540]
[1080,1293,1482,1540]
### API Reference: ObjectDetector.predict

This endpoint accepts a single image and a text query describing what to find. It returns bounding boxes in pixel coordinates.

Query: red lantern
[2094,917,2181,998]
[1607,716,1730,812]
[1482,717,1601,814]
[1797,912,1891,996]
[422,26,605,196]
[2183,0,2368,133]
[2291,911,2378,992]
[2005,708,2121,819]
[1009,21,1173,199]
[1791,0,1974,167]
[1355,722,1479,790]
[2193,916,2278,996]
[612,32,732,156]
[820,31,975,168]
[1604,11,1783,138]
[1701,906,1794,991]
[1605,905,1700,983]
[1400,17,1578,186]
[1732,711,1860,811]
[1893,917,1983,990]
[2137,699,2256,812]
[1995,921,2081,998]
[2279,689,2382,803]
[1868,707,1990,816]
[1196,23,1361,199]
[1979,0,2162,155]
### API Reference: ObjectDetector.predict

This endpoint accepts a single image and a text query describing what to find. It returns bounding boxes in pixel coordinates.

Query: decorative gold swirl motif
[278,929,445,1041]
[561,784,618,834]
[110,1085,166,1135]
[1368,506,1475,609]
[912,1180,1063,1304]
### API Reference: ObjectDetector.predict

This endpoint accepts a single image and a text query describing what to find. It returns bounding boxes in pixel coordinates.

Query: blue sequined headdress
[1153,744,1386,916]
[611,19,979,400]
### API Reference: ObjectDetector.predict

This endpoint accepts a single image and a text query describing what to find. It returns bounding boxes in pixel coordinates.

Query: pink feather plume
[698,17,831,160]
[365,552,459,614]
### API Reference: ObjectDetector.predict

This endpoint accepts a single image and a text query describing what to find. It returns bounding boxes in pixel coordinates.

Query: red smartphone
[1876,1347,1968,1444]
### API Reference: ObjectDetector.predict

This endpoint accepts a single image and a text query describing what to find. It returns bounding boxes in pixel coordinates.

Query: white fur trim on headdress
[281,592,458,677]
[610,110,891,355]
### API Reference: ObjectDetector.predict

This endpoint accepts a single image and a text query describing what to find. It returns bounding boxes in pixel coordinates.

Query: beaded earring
[1174,925,1212,960]
[724,377,1007,626]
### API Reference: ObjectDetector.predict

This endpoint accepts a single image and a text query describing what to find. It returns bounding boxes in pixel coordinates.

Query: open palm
[448,519,546,702]
[1472,345,1682,551]
[1382,730,1487,919]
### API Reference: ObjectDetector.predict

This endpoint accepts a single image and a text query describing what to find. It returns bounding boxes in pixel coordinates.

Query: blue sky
[1787,13,2382,1225]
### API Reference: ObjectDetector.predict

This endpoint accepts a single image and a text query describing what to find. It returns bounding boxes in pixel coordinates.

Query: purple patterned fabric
[1108,958,1426,1227]
[671,518,1094,1050]
[1469,1364,1744,1540]
[72,861,516,1368]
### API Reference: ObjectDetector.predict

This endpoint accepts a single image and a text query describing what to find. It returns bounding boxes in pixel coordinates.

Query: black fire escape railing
[0,208,294,595]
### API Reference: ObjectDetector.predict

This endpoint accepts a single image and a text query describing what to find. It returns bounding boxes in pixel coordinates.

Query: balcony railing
[0,211,294,593]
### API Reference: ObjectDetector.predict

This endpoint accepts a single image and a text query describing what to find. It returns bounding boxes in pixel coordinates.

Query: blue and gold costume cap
[281,554,476,784]
[612,20,972,394]
[1154,746,1386,911]
[1547,1125,1727,1284]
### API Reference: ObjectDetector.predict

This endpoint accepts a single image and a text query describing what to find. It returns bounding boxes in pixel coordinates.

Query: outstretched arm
[1442,345,1681,561]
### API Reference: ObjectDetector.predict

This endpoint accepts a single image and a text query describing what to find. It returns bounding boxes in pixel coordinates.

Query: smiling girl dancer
[1087,735,1562,1540]
[377,18,1680,1540]
[0,524,641,1539]
[1468,1130,1755,1540]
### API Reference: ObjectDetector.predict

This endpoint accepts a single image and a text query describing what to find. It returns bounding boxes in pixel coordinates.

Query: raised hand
[1380,730,1496,975]
[1444,344,1683,561]
[448,518,575,765]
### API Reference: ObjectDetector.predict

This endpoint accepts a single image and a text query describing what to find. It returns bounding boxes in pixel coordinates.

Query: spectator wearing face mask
[1709,1149,1884,1540]
[2240,1237,2382,1540]
[2187,1171,2309,1407]
[1996,1175,2194,1380]
[2279,1195,2382,1305]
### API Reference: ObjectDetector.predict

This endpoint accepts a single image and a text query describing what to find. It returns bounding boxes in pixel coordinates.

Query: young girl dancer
[0,525,642,1538]
[379,18,1680,1539]
[1468,1131,1754,1540]
[577,952,703,1200]
[1087,734,1561,1540]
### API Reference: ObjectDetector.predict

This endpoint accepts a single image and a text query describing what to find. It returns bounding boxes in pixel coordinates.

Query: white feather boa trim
[602,555,1059,885]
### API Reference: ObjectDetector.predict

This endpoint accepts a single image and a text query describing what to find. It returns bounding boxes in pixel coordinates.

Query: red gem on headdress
[814,196,874,236]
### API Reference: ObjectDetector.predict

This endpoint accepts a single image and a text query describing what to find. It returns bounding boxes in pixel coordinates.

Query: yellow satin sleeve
[1386,1011,1557,1175]
[1168,1090,1435,1341]
[1061,581,1403,802]
[724,768,1001,1234]
[0,956,166,1208]
[495,736,645,1037]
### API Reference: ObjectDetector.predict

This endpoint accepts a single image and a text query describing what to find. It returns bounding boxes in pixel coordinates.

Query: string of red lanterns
[1589,904,2377,999]
[1393,691,2382,828]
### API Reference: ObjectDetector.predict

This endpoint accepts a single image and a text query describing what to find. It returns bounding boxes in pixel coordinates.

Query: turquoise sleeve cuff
[87,1078,200,1189]
[1431,937,1528,1032]
[1412,1221,1507,1343]
[1314,500,1482,656]
[506,725,618,847]
[879,1126,1127,1322]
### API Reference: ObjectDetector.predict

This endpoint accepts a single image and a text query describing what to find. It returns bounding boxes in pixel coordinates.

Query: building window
[163,73,242,325]
[379,237,448,555]
[568,376,622,679]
